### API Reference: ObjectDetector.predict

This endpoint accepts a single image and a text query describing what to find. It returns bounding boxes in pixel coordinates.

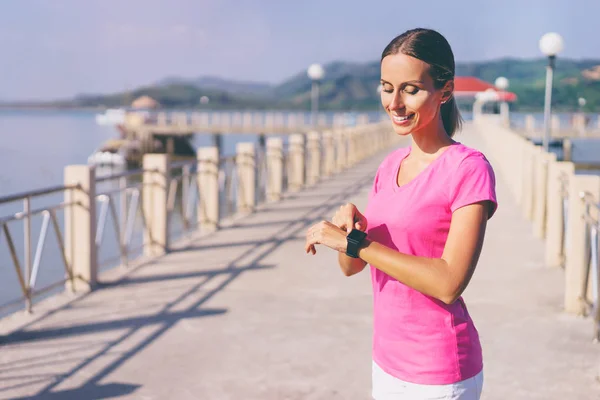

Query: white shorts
[372,361,484,400]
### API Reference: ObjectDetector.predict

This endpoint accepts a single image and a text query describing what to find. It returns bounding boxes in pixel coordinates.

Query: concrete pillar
[533,152,556,238]
[143,154,170,257]
[500,102,510,127]
[524,114,535,130]
[236,143,256,213]
[288,134,305,192]
[357,114,369,125]
[521,143,538,220]
[545,161,574,268]
[322,130,335,177]
[232,112,243,126]
[275,113,285,128]
[287,114,297,129]
[564,175,600,314]
[346,130,356,166]
[563,138,572,162]
[265,113,274,130]
[64,165,97,292]
[266,137,283,202]
[197,147,219,232]
[306,131,321,186]
[318,114,327,128]
[551,114,560,136]
[335,130,347,171]
[243,112,253,129]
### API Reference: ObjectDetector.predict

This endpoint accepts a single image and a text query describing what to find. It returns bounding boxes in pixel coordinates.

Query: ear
[441,80,454,104]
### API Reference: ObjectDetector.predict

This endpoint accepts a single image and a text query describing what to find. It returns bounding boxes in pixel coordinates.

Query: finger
[346,216,354,233]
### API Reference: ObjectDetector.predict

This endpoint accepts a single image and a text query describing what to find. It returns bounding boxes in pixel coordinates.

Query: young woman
[304,28,497,399]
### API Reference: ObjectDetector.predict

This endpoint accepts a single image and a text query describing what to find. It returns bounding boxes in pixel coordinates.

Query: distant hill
[7,57,600,111]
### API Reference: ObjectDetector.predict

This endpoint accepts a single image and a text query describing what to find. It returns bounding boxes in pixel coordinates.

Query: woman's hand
[305,221,348,255]
[332,203,368,233]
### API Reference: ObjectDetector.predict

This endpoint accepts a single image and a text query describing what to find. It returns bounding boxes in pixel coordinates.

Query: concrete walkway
[1,123,599,399]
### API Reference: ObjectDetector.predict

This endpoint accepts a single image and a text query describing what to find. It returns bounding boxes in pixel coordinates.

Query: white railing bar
[30,211,50,289]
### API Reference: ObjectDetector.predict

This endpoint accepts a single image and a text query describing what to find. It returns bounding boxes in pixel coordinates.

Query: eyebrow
[380,79,424,85]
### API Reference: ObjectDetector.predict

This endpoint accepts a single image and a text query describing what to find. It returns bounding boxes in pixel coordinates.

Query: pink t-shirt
[364,142,497,385]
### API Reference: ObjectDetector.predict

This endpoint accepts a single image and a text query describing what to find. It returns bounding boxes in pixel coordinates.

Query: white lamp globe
[539,33,564,56]
[376,84,383,94]
[578,97,587,107]
[307,64,325,81]
[200,96,209,105]
[495,77,509,90]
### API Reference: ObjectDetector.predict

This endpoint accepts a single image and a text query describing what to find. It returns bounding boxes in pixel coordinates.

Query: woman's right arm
[338,253,367,276]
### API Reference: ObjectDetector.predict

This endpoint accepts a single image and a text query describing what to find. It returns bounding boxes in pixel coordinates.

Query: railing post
[551,114,560,133]
[347,129,356,166]
[143,154,170,257]
[197,147,219,232]
[521,143,538,220]
[64,165,97,292]
[322,130,335,177]
[335,130,347,172]
[236,143,255,213]
[266,138,283,202]
[288,134,305,192]
[525,114,535,132]
[306,131,321,186]
[533,152,556,238]
[545,161,574,267]
[565,175,600,314]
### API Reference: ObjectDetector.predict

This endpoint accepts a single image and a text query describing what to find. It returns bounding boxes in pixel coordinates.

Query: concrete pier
[1,123,599,399]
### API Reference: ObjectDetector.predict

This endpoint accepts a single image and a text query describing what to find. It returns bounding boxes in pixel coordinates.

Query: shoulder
[448,144,495,176]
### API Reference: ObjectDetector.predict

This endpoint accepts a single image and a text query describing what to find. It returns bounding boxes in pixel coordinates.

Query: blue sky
[1,0,598,100]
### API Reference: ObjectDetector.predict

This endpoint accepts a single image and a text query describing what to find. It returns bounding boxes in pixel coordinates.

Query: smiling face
[380,52,450,136]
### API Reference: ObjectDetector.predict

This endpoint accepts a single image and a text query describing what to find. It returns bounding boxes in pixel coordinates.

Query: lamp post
[494,76,510,126]
[539,32,564,152]
[307,63,324,127]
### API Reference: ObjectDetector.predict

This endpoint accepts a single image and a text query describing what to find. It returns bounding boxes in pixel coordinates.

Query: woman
[304,28,497,399]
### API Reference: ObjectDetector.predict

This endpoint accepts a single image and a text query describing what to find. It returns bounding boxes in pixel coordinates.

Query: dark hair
[381,28,462,137]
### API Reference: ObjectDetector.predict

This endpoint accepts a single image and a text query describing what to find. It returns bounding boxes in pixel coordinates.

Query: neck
[410,115,454,158]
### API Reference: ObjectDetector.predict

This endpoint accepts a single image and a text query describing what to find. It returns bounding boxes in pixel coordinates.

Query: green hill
[12,57,600,112]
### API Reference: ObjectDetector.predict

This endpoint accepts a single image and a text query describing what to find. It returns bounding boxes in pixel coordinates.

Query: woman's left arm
[305,201,490,304]
[357,201,490,304]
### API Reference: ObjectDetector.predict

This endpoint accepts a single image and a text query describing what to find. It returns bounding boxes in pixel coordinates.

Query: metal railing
[167,160,201,240]
[218,155,239,219]
[580,191,600,341]
[95,169,148,269]
[0,132,348,315]
[0,185,78,313]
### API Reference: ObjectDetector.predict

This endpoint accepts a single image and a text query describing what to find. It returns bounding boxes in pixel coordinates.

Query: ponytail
[441,96,462,137]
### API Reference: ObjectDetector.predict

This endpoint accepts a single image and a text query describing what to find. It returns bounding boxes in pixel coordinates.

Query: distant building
[131,95,160,109]
[454,77,517,102]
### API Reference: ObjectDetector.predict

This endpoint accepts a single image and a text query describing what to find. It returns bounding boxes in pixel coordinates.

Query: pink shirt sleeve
[449,153,498,219]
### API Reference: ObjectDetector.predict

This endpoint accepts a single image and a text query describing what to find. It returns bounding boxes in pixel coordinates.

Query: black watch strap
[346,229,367,258]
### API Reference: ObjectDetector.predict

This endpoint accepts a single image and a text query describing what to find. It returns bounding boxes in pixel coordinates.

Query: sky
[1,0,599,100]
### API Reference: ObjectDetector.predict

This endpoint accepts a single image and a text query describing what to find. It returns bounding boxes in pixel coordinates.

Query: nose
[387,90,405,111]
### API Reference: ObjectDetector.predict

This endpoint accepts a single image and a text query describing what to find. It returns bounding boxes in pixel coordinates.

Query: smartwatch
[346,229,367,258]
